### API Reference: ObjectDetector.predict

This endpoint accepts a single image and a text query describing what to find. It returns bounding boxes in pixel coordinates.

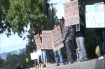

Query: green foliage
[44,8,59,30]
[0,0,48,37]
[18,53,30,69]
[6,0,47,36]
[0,57,4,67]
[0,0,11,36]
[4,53,19,69]
[24,29,36,67]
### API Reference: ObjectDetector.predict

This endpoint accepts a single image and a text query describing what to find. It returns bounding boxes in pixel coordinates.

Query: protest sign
[63,0,79,26]
[52,26,64,51]
[30,52,38,60]
[42,26,64,51]
[34,34,42,51]
[42,31,53,49]
[86,4,105,28]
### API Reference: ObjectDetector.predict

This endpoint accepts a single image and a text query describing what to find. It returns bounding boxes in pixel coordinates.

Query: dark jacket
[75,15,85,37]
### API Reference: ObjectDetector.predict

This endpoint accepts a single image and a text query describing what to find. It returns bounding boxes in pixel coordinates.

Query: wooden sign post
[86,4,105,28]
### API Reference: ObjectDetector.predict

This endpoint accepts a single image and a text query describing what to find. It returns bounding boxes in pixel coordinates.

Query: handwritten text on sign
[42,26,64,51]
[52,26,64,51]
[63,0,79,26]
[42,31,53,49]
[86,5,105,28]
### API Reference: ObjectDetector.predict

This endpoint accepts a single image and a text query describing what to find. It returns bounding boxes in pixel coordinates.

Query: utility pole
[49,3,57,29]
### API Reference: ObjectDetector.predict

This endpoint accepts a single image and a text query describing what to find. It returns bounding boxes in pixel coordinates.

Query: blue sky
[0,26,29,53]
[49,0,70,18]
[0,0,70,53]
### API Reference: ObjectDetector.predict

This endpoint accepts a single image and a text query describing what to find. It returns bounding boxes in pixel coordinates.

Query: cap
[59,17,65,21]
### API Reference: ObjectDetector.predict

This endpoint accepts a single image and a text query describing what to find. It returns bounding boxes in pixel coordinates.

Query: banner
[42,31,53,49]
[34,34,42,51]
[42,26,64,51]
[63,0,79,26]
[52,26,64,51]
[86,4,105,28]
[30,52,38,60]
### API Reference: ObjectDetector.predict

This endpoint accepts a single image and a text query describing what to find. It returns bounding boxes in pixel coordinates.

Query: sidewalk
[47,59,105,69]
[28,59,105,69]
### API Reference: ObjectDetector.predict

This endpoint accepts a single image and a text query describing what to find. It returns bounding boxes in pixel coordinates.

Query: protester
[35,38,47,68]
[40,26,47,68]
[59,17,73,64]
[74,8,88,62]
[92,1,105,60]
[95,28,105,59]
[40,49,47,68]
[53,25,63,66]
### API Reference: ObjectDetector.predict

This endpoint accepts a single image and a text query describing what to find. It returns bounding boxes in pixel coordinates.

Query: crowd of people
[16,3,105,69]
[33,8,105,69]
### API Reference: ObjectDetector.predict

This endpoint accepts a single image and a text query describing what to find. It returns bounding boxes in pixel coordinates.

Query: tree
[0,57,4,67]
[45,7,59,30]
[4,53,19,69]
[0,0,49,37]
[0,0,11,36]
[18,52,28,69]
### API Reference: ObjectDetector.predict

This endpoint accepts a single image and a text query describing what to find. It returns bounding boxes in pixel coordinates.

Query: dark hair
[59,17,65,22]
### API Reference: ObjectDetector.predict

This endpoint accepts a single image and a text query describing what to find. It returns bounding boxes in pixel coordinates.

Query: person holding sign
[94,2,105,59]
[95,28,105,59]
[53,25,63,66]
[34,34,47,68]
[40,28,47,68]
[60,17,73,64]
[74,8,88,62]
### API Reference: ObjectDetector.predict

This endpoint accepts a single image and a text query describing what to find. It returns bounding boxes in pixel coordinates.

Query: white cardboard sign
[86,4,105,28]
[30,52,38,60]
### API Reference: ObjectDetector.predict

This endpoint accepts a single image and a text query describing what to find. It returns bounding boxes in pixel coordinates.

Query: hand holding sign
[42,26,64,51]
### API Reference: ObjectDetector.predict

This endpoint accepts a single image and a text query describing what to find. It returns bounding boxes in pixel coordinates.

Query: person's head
[59,17,65,24]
